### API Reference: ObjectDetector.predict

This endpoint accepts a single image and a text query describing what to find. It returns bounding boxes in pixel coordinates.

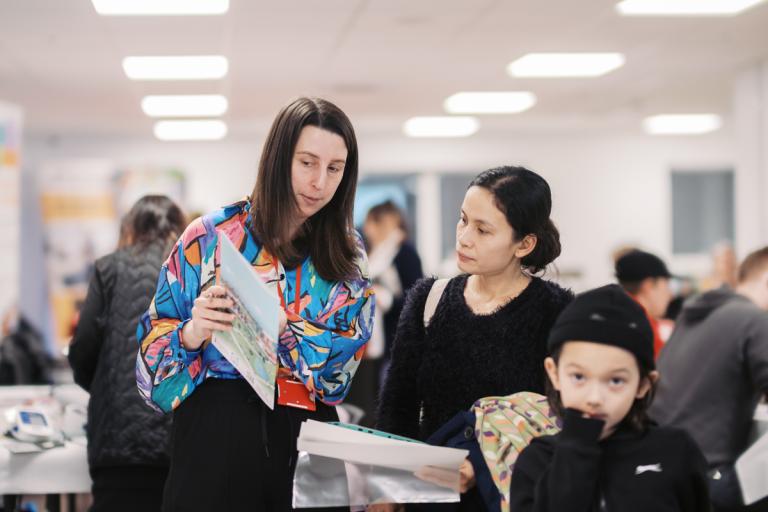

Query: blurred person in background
[615,249,673,359]
[68,195,186,512]
[651,246,768,512]
[0,304,52,385]
[363,200,423,376]
[345,200,423,425]
[700,241,739,292]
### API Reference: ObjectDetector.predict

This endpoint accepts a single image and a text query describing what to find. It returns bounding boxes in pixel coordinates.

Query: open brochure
[213,235,280,409]
[293,420,468,507]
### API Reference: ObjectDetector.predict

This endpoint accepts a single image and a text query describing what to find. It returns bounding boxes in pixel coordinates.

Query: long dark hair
[469,166,561,274]
[545,346,657,432]
[123,195,186,251]
[249,97,359,281]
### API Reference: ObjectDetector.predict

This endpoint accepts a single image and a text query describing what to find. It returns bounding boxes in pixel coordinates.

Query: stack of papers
[293,420,469,508]
[297,420,468,472]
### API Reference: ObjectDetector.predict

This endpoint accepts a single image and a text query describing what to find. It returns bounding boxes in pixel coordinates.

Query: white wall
[361,131,736,288]
[24,127,739,291]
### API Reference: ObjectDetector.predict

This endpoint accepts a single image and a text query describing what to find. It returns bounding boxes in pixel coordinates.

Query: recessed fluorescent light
[443,92,537,114]
[142,95,228,117]
[616,0,765,16]
[642,114,722,135]
[123,56,228,80]
[403,117,479,138]
[154,120,228,141]
[92,0,229,15]
[507,53,625,78]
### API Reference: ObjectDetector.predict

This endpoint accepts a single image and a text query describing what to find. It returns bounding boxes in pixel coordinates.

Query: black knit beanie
[547,284,655,370]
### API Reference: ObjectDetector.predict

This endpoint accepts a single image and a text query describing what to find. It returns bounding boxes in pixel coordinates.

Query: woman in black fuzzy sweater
[377,274,572,441]
[375,166,573,510]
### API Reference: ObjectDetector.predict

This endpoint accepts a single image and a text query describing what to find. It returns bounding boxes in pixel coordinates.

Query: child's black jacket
[509,409,711,512]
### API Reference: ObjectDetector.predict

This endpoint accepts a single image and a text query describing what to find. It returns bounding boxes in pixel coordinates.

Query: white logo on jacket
[635,463,663,475]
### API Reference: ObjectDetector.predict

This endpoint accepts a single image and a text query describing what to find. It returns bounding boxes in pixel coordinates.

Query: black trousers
[90,466,168,512]
[162,378,346,512]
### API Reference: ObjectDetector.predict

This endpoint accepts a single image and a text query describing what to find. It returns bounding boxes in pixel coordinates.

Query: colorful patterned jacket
[136,200,375,413]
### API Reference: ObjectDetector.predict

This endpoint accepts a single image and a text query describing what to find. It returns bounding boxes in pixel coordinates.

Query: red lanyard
[273,258,301,315]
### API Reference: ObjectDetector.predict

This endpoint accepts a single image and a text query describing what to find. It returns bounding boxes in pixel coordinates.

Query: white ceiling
[2,0,768,139]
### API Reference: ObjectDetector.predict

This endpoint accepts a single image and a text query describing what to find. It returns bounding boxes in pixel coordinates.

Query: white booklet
[293,420,468,507]
[297,420,468,472]
[212,235,280,409]
[737,426,768,505]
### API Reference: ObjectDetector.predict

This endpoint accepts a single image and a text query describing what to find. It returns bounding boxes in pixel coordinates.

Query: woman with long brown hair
[136,98,374,511]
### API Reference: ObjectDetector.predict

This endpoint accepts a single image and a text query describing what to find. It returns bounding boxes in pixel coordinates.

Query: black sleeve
[389,243,425,317]
[678,430,713,512]
[509,409,604,512]
[426,410,501,510]
[375,277,435,439]
[68,257,112,392]
[394,243,424,295]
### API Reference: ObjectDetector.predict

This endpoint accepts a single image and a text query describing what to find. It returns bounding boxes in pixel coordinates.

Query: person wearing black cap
[615,249,674,359]
[509,284,711,512]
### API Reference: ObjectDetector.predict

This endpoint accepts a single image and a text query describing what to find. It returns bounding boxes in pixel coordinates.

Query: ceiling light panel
[142,95,228,117]
[403,117,480,138]
[507,53,625,78]
[92,0,229,15]
[123,56,228,80]
[444,92,537,114]
[616,0,766,16]
[154,120,228,141]
[642,114,722,135]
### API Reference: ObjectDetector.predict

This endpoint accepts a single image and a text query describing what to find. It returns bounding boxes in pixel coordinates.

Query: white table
[0,385,91,496]
[0,440,90,494]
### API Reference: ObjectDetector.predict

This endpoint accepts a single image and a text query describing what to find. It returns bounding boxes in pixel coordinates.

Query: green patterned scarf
[472,392,562,512]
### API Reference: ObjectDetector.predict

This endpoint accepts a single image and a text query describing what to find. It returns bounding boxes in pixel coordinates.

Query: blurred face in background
[641,277,673,318]
[713,245,737,287]
[363,212,400,248]
[455,186,530,276]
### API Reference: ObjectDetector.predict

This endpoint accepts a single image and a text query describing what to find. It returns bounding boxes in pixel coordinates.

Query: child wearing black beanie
[509,284,711,512]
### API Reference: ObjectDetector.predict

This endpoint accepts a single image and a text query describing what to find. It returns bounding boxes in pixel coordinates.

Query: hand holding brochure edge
[293,420,466,506]
[297,419,467,473]
[212,235,281,409]
[182,285,234,350]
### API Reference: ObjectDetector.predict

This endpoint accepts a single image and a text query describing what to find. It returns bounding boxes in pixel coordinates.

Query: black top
[383,241,423,357]
[510,410,711,512]
[376,274,573,441]
[69,243,172,469]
